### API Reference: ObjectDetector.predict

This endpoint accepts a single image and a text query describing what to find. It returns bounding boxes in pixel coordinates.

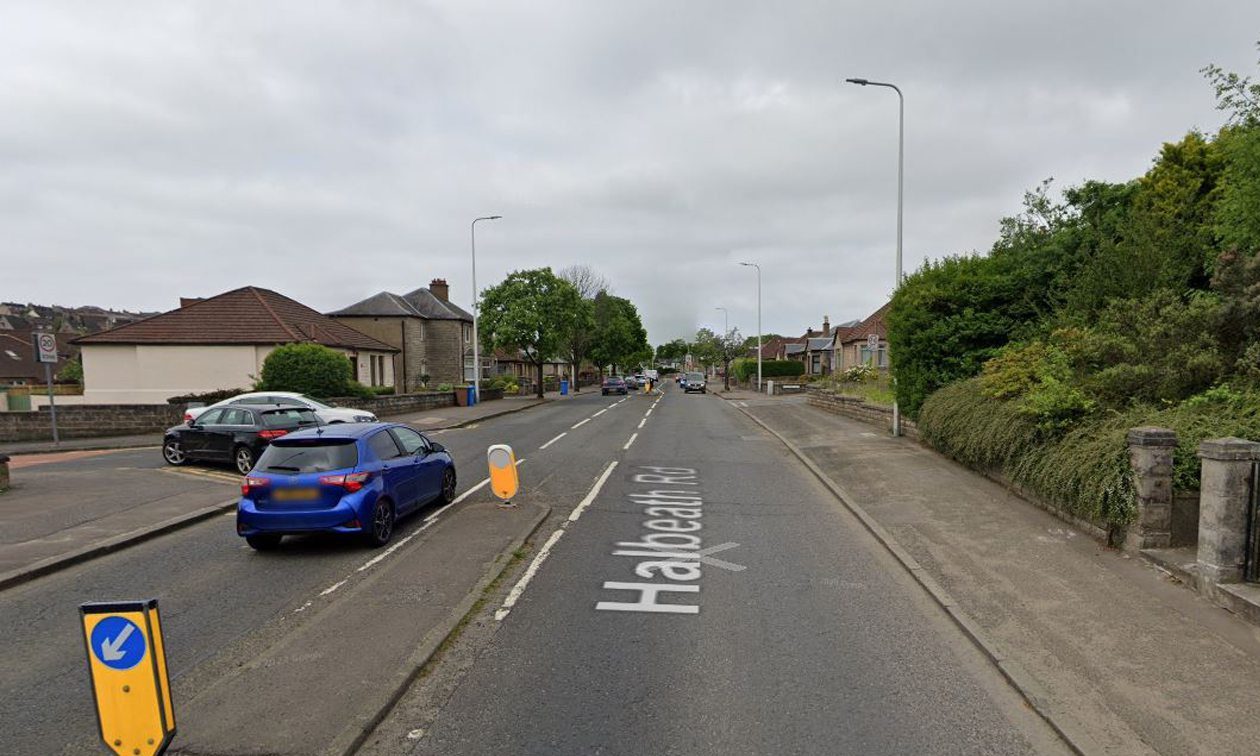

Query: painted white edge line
[495,528,566,620]
[623,432,638,450]
[572,418,590,429]
[540,432,567,450]
[637,418,646,429]
[645,409,653,417]
[568,460,619,523]
[594,409,607,417]
[319,579,347,596]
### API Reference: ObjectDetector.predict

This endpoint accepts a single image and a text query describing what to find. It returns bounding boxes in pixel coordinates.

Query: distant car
[163,404,323,475]
[634,374,647,386]
[675,374,684,384]
[235,422,456,550]
[624,376,639,390]
[184,391,376,425]
[683,372,707,394]
[602,377,628,395]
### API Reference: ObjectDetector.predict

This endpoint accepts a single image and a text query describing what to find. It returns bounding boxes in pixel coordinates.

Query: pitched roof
[75,287,397,352]
[807,336,834,351]
[784,342,807,355]
[0,331,75,380]
[330,287,473,322]
[838,302,892,343]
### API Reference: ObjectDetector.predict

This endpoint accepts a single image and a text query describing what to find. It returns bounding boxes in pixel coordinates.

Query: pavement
[365,385,1070,755]
[0,388,670,755]
[0,394,550,455]
[724,394,1260,755]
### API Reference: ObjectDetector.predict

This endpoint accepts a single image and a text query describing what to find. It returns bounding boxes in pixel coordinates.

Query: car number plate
[274,488,319,501]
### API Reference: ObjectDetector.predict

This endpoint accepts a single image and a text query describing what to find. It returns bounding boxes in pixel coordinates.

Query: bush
[167,387,250,405]
[839,364,876,383]
[435,383,454,392]
[370,385,395,396]
[257,343,354,398]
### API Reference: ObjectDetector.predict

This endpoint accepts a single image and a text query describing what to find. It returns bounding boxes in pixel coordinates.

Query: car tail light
[183,412,192,422]
[241,476,270,496]
[319,472,371,493]
[258,429,289,440]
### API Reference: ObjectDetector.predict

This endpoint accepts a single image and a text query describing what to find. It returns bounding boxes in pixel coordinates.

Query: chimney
[823,315,831,336]
[429,278,449,302]
[180,297,204,308]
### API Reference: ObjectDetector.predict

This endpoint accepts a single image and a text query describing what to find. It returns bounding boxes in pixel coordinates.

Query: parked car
[683,372,707,393]
[602,376,628,395]
[235,422,456,550]
[624,376,639,390]
[184,391,376,425]
[163,404,323,475]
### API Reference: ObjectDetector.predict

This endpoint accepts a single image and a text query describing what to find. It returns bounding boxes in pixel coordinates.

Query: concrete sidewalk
[0,395,550,455]
[737,396,1260,755]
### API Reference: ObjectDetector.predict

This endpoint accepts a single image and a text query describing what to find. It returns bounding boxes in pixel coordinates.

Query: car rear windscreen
[687,373,705,381]
[256,439,358,473]
[261,408,319,427]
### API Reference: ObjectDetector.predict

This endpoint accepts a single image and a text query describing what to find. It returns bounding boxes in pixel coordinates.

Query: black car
[162,403,323,475]
[601,376,628,395]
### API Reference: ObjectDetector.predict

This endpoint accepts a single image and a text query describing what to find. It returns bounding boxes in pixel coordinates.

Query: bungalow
[67,286,398,405]
[834,302,891,371]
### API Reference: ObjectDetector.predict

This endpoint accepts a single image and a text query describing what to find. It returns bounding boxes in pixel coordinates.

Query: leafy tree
[558,264,610,392]
[1204,44,1260,260]
[479,268,583,398]
[1202,42,1260,126]
[590,292,649,374]
[655,338,689,363]
[741,333,783,353]
[693,327,743,390]
[58,356,83,384]
[258,343,354,397]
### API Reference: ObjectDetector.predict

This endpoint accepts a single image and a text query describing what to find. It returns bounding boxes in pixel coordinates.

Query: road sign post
[487,444,519,508]
[33,332,59,446]
[80,600,176,756]
[867,333,879,368]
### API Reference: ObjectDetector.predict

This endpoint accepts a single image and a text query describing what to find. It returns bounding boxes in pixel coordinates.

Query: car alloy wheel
[366,499,395,547]
[162,440,186,466]
[440,468,457,503]
[234,446,256,475]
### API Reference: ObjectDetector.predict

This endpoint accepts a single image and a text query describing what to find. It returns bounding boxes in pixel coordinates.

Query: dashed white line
[608,402,619,409]
[319,580,347,596]
[623,432,638,450]
[645,409,653,417]
[540,432,567,450]
[356,520,434,573]
[594,409,607,417]
[572,418,590,429]
[568,460,619,523]
[637,418,646,429]
[495,528,565,621]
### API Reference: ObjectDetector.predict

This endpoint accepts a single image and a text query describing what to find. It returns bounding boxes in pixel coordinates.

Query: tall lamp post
[470,215,501,403]
[846,76,904,436]
[714,306,729,389]
[739,261,762,393]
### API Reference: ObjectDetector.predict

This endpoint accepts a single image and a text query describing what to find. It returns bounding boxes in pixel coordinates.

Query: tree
[557,265,608,393]
[590,292,649,374]
[479,268,583,398]
[258,343,354,397]
[655,338,689,364]
[741,333,782,353]
[693,327,744,390]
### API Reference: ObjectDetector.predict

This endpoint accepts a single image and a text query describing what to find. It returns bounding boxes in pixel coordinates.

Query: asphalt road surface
[397,386,1071,755]
[0,388,645,755]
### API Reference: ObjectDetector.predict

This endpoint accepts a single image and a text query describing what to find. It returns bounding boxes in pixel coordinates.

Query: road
[372,385,1070,755]
[0,385,1070,755]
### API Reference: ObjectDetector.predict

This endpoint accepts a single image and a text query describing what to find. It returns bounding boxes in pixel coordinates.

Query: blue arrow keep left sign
[90,616,146,671]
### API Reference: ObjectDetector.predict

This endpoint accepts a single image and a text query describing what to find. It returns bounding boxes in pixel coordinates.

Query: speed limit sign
[867,333,879,350]
[34,332,58,364]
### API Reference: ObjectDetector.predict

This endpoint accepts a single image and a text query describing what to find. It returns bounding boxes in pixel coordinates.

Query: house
[329,279,475,391]
[834,303,891,371]
[486,348,569,381]
[68,286,398,405]
[749,336,795,361]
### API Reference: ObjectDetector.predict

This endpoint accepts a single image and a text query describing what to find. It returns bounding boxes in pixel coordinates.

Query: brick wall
[805,387,919,441]
[325,391,455,416]
[0,404,184,442]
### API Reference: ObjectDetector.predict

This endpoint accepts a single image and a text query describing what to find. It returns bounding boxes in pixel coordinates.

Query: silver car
[184,391,376,424]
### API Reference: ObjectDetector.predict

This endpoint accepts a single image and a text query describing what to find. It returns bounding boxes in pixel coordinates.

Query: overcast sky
[3,2,1260,343]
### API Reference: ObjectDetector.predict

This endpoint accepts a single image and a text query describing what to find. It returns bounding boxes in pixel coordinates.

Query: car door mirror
[430,442,445,454]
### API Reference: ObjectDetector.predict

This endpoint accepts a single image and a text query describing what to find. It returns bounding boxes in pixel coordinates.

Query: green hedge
[732,358,804,381]
[167,387,249,405]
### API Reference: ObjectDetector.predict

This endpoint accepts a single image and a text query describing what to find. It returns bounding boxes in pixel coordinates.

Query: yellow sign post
[80,600,175,756]
[487,444,519,506]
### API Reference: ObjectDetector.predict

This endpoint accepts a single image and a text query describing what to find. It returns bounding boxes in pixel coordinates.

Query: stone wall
[0,404,184,442]
[325,391,455,417]
[425,320,466,387]
[805,387,919,441]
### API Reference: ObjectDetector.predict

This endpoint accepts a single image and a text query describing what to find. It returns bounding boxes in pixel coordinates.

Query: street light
[714,306,728,337]
[470,215,501,403]
[847,76,904,436]
[738,262,762,393]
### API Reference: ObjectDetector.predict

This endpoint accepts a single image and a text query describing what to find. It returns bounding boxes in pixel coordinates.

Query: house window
[370,355,378,386]
[811,354,821,374]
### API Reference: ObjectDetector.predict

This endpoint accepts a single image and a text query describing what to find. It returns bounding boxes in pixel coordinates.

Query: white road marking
[594,409,607,417]
[495,528,566,621]
[645,409,653,417]
[319,580,347,596]
[572,418,590,429]
[568,460,619,523]
[623,433,638,450]
[637,418,646,429]
[540,432,567,450]
[356,520,435,573]
[608,402,619,408]
[426,458,525,522]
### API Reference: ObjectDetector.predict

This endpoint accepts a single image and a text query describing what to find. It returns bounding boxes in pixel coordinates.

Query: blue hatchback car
[236,422,457,550]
